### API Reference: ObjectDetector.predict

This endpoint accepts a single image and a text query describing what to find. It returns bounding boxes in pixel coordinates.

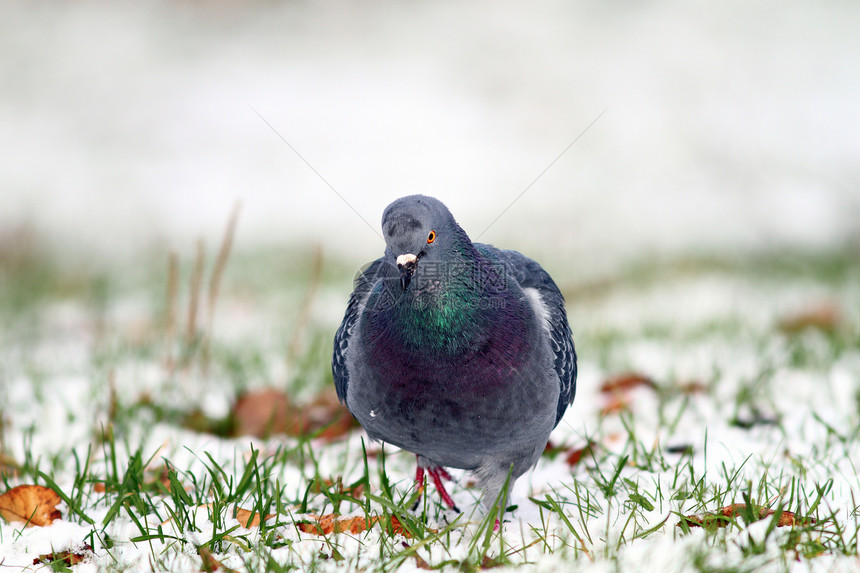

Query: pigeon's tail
[475,440,547,516]
[474,461,517,517]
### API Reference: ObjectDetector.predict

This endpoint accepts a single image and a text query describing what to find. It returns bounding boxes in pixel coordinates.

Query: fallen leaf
[599,373,656,415]
[387,515,422,538]
[198,545,238,573]
[398,540,434,569]
[773,510,812,527]
[297,514,421,538]
[679,503,815,529]
[234,507,276,528]
[599,394,629,415]
[778,303,841,334]
[600,373,657,394]
[298,514,366,536]
[565,442,596,467]
[0,484,62,526]
[33,545,91,567]
[413,553,433,570]
[543,440,575,460]
[299,391,361,441]
[233,388,296,438]
[481,555,505,568]
[231,389,360,440]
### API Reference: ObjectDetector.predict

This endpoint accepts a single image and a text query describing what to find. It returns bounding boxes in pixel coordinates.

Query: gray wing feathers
[492,247,577,427]
[332,258,387,405]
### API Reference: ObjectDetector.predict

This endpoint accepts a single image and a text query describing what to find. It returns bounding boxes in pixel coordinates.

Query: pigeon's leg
[434,466,453,481]
[412,456,460,512]
[414,466,426,494]
[411,466,425,510]
[427,466,460,512]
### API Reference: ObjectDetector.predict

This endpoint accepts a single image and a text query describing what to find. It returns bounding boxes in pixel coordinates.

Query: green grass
[1,235,859,571]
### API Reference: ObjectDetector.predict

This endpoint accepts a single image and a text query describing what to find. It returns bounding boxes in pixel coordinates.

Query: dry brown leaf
[33,545,91,567]
[232,389,359,440]
[297,514,420,538]
[413,553,433,570]
[565,442,596,467]
[599,394,629,415]
[600,373,657,394]
[543,440,575,461]
[778,303,841,334]
[298,514,372,536]
[680,503,815,529]
[198,545,239,573]
[299,391,361,441]
[543,440,560,454]
[233,389,297,438]
[387,515,420,538]
[0,484,62,526]
[599,373,656,415]
[234,507,276,528]
[481,555,505,568]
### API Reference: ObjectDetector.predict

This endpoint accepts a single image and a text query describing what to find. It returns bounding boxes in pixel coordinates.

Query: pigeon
[332,195,576,515]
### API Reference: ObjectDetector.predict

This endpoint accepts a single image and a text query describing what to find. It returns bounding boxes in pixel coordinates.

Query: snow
[3,263,858,569]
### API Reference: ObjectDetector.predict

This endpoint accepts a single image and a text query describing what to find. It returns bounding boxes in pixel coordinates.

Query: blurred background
[1,0,858,272]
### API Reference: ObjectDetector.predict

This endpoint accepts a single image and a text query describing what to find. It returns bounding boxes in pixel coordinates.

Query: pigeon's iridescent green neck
[397,285,481,354]
[395,244,489,354]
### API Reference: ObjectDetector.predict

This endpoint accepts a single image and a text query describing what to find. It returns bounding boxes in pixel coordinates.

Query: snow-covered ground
[1,256,858,571]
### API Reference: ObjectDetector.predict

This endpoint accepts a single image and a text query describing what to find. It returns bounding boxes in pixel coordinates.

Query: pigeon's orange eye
[427,230,436,244]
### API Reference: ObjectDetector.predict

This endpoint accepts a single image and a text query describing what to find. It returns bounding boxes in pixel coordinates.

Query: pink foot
[412,458,460,512]
[435,466,453,481]
[414,466,426,494]
[428,466,459,512]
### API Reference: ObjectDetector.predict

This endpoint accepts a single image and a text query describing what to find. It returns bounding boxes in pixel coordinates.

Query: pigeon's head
[381,195,467,291]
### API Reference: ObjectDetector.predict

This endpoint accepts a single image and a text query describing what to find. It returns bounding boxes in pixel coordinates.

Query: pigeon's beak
[396,253,418,291]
